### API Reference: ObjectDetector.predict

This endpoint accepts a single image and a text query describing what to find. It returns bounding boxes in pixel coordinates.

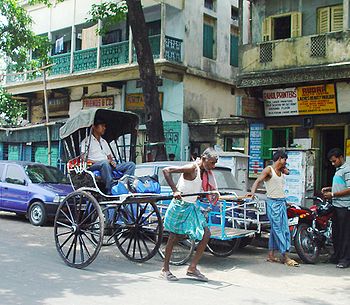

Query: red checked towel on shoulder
[202,170,219,205]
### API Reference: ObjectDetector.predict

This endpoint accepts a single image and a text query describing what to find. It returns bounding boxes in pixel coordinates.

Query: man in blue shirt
[322,148,350,268]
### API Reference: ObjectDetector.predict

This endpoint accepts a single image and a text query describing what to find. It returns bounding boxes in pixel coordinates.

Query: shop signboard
[264,84,337,117]
[297,84,336,115]
[163,121,181,161]
[248,123,264,178]
[263,87,298,117]
[125,92,163,110]
[82,97,114,109]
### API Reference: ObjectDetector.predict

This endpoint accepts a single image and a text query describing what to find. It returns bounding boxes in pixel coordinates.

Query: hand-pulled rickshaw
[54,108,167,268]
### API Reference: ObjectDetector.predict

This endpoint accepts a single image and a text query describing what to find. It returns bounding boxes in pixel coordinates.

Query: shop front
[248,83,350,190]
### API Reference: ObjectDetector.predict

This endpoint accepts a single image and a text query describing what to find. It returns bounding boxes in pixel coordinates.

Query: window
[262,12,302,41]
[261,128,293,159]
[230,27,239,67]
[102,29,122,45]
[204,0,216,11]
[203,16,216,59]
[231,6,239,22]
[147,20,161,36]
[225,136,245,151]
[317,5,343,34]
[5,165,26,185]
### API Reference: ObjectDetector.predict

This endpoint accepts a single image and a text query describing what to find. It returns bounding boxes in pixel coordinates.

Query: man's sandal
[186,269,209,282]
[160,270,179,281]
[285,259,300,267]
[266,257,280,263]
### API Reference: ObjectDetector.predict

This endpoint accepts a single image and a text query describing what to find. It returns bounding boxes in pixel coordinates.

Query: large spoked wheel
[54,191,104,269]
[158,233,195,266]
[207,238,240,257]
[91,206,116,247]
[113,202,163,262]
[294,223,319,264]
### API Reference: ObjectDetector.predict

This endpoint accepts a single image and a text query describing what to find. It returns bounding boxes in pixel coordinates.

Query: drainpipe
[128,26,133,64]
[42,69,51,166]
[97,19,102,68]
[70,0,77,73]
[160,1,166,60]
[344,0,349,31]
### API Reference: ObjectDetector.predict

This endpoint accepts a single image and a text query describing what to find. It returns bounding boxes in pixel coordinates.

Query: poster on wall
[264,84,337,117]
[248,123,264,178]
[285,151,305,205]
[163,121,181,161]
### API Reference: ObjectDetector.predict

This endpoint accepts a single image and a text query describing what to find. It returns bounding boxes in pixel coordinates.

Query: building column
[97,20,102,68]
[160,2,166,60]
[70,0,77,73]
[344,0,350,31]
[128,26,133,64]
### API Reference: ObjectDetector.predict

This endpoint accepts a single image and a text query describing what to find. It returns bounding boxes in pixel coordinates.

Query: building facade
[238,0,350,189]
[2,0,246,164]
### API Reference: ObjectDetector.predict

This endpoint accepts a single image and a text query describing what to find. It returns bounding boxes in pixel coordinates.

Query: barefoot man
[247,149,299,267]
[160,147,218,281]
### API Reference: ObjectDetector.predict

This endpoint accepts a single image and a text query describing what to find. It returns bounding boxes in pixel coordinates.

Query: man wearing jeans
[322,148,350,268]
[80,119,135,194]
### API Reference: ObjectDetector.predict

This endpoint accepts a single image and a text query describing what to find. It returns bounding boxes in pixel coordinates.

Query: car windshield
[25,165,69,184]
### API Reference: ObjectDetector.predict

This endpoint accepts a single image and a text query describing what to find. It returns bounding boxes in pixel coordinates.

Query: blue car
[0,161,73,226]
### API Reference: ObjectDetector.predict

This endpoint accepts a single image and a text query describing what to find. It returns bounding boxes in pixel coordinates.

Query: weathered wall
[183,75,235,122]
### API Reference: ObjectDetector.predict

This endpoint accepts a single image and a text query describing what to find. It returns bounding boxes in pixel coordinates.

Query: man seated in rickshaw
[80,118,136,194]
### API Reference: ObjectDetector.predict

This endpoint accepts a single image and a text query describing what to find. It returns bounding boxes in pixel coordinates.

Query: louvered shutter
[230,35,239,66]
[291,12,302,38]
[203,23,214,59]
[317,7,330,34]
[262,17,272,41]
[331,5,343,32]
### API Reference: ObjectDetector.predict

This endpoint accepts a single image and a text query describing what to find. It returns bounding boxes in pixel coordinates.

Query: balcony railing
[240,31,350,74]
[5,35,183,84]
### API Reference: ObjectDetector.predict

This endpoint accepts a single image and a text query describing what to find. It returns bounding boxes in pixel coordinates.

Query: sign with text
[82,97,114,109]
[264,84,337,117]
[248,123,265,178]
[297,84,336,115]
[125,92,163,110]
[263,88,298,117]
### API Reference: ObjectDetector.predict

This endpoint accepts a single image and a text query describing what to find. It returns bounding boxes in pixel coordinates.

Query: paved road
[1,211,349,305]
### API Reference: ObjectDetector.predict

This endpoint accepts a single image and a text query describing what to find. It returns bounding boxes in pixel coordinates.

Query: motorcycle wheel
[294,223,320,264]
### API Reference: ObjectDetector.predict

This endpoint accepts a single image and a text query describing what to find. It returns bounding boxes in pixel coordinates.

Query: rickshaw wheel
[54,191,104,269]
[113,201,163,262]
[158,233,195,266]
[207,238,240,257]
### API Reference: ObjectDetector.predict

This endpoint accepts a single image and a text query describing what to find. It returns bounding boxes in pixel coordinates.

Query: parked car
[0,161,73,226]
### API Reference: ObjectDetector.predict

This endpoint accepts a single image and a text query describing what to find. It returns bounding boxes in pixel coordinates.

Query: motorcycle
[287,196,334,264]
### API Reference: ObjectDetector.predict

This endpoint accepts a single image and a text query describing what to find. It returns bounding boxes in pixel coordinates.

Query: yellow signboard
[346,139,350,159]
[297,84,337,115]
[125,92,163,110]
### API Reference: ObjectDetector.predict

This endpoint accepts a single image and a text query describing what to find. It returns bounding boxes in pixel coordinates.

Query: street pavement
[0,211,349,305]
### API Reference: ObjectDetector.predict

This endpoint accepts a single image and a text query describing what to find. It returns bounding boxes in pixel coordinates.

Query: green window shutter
[230,35,239,66]
[203,23,214,59]
[8,144,20,161]
[261,130,273,159]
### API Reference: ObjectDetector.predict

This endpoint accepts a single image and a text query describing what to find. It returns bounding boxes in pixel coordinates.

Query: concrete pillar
[344,0,350,31]
[97,20,102,68]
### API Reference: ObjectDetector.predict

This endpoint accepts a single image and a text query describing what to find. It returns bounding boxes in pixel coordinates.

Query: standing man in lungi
[248,149,299,267]
[160,147,219,281]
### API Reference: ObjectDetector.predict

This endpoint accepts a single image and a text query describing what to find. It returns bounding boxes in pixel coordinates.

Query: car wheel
[28,201,47,226]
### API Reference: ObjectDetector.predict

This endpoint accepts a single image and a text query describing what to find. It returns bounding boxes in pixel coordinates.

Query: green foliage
[0,0,51,72]
[0,88,26,126]
[88,1,128,35]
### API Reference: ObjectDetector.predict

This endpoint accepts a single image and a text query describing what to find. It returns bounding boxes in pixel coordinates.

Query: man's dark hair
[94,118,106,126]
[327,148,343,159]
[273,149,288,162]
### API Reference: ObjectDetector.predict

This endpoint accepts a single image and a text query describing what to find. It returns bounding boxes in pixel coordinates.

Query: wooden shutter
[317,7,330,34]
[203,23,214,59]
[331,5,343,32]
[291,12,302,38]
[260,129,273,159]
[262,17,272,41]
[230,35,239,66]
